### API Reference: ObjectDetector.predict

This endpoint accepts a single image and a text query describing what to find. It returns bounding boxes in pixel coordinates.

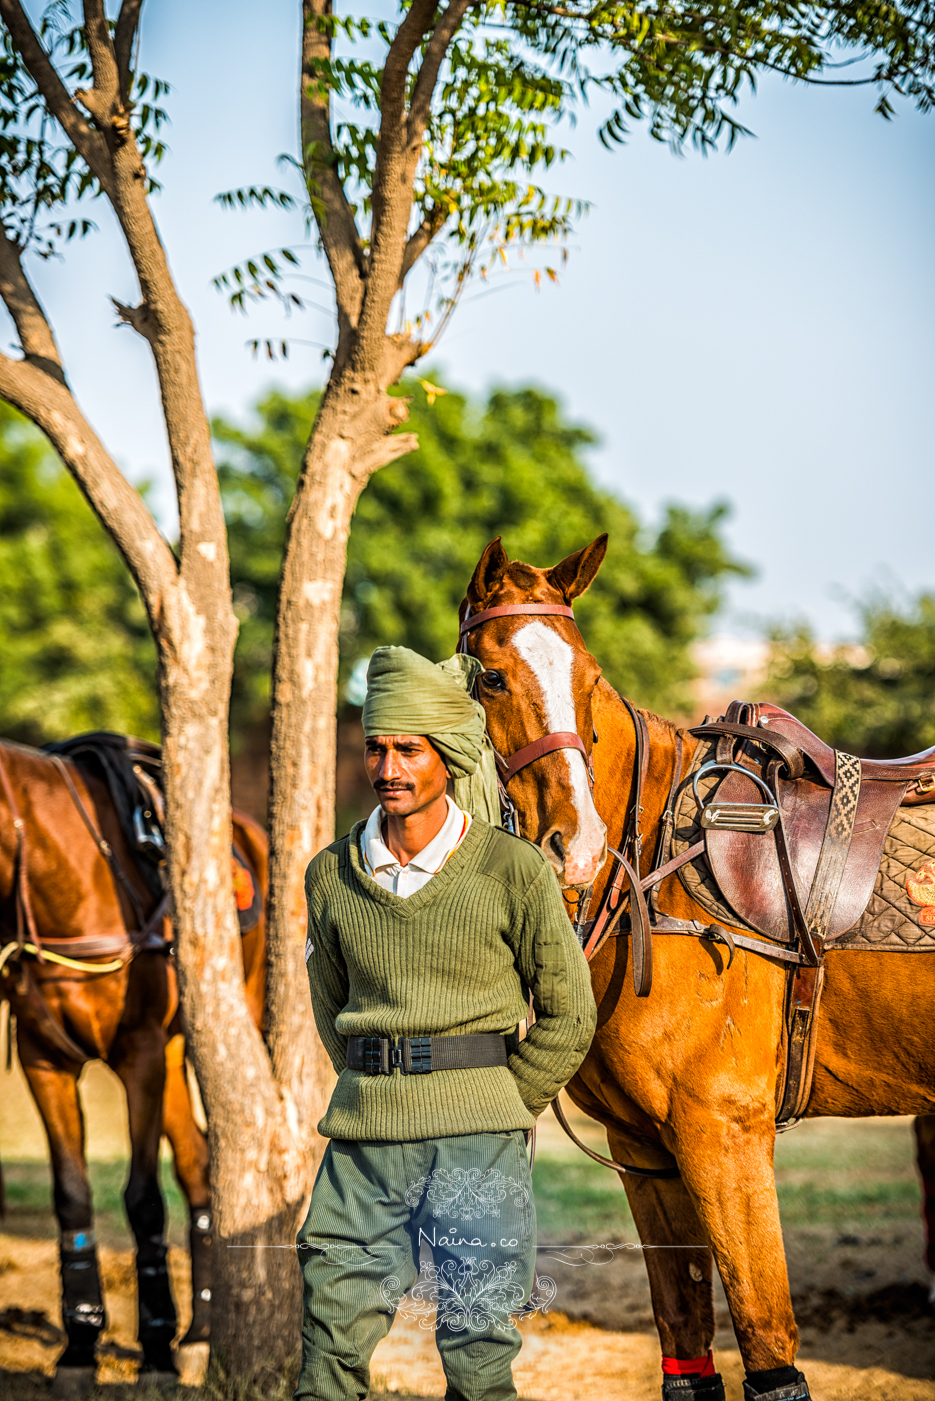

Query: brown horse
[460,537,935,1401]
[0,738,266,1393]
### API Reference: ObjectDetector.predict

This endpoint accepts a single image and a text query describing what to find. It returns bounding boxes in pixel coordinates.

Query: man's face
[364,734,450,817]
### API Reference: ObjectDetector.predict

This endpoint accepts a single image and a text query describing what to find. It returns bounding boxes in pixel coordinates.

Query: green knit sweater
[304,817,597,1142]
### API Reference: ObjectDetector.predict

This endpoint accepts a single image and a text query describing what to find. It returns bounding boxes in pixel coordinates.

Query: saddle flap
[703,767,905,943]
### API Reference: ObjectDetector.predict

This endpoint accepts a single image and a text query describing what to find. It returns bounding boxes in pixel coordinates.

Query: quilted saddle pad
[669,749,935,953]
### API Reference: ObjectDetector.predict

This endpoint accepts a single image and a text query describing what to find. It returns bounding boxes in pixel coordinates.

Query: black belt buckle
[362,1036,389,1075]
[360,1035,433,1075]
[406,1035,432,1074]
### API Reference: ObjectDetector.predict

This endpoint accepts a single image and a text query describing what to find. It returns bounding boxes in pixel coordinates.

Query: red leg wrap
[662,1353,715,1378]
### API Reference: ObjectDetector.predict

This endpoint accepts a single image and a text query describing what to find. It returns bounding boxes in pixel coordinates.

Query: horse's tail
[231,809,268,1033]
[232,809,269,898]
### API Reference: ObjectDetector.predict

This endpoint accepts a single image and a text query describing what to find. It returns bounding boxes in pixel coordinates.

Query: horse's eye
[481,670,506,692]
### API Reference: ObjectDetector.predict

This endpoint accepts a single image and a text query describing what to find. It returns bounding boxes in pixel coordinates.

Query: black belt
[346,1033,508,1076]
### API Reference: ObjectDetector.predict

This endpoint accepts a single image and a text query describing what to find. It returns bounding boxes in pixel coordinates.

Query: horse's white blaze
[513,620,606,884]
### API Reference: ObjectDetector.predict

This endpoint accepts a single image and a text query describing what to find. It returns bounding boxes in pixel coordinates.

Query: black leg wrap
[663,1375,726,1401]
[742,1370,810,1401]
[179,1210,212,1346]
[59,1235,106,1370]
[136,1242,178,1374]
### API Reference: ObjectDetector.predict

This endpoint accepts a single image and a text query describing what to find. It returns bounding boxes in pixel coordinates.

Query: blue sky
[13,0,935,639]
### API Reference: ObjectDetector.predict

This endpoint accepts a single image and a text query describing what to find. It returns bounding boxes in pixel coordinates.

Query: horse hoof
[51,1367,96,1399]
[175,1342,209,1387]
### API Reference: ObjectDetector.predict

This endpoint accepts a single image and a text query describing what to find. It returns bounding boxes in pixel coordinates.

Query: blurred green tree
[215,378,750,729]
[0,403,158,744]
[766,595,935,758]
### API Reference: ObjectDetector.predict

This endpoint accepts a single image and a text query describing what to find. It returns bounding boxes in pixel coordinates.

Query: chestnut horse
[0,738,266,1392]
[460,536,935,1401]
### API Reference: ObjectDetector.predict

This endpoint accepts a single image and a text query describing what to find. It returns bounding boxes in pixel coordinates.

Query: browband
[459,603,575,636]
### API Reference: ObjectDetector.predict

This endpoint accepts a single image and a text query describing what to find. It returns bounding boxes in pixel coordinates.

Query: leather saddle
[690,702,935,953]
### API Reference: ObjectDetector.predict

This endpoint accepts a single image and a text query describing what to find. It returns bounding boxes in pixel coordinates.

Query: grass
[0,1119,922,1248]
[532,1154,636,1244]
[529,1116,922,1244]
[1,1158,190,1246]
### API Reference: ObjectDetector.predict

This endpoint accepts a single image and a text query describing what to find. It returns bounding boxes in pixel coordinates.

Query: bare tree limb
[0,0,115,197]
[77,0,121,122]
[399,205,449,285]
[0,224,67,386]
[0,350,177,604]
[301,0,366,341]
[407,0,475,141]
[379,0,440,134]
[355,428,419,477]
[114,0,144,101]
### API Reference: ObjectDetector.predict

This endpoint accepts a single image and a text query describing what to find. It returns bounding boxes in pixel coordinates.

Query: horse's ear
[466,538,510,606]
[546,535,608,601]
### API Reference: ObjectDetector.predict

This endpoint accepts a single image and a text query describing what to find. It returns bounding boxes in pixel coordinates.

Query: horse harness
[0,742,172,1063]
[459,601,935,1174]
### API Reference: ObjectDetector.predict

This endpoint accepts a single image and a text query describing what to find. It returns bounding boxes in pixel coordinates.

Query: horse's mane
[597,678,685,742]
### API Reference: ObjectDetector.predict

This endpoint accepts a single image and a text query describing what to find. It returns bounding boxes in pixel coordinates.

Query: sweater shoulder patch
[477,826,552,893]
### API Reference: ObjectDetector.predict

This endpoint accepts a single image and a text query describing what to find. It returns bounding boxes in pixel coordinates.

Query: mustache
[374,779,415,793]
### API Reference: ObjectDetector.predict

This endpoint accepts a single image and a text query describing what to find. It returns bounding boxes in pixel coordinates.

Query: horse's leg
[915,1115,935,1301]
[674,1113,806,1401]
[18,1037,105,1395]
[110,1019,178,1379]
[162,1028,213,1352]
[608,1124,722,1401]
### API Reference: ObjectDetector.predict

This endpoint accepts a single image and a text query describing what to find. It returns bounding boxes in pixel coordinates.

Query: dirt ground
[1,1059,933,1401]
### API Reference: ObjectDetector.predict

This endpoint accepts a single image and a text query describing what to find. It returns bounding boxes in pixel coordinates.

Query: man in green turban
[296,646,597,1401]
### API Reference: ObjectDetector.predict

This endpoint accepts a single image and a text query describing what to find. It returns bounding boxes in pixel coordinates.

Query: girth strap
[805,750,862,943]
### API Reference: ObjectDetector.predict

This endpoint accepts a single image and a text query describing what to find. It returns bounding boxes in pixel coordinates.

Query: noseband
[458,603,593,784]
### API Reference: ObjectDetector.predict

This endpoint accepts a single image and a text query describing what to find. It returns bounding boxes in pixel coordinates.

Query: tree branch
[359,0,442,355]
[359,0,469,366]
[379,0,440,134]
[407,0,475,141]
[114,0,144,101]
[0,224,67,386]
[78,0,121,121]
[0,0,115,197]
[399,204,448,284]
[301,0,366,339]
[0,351,177,606]
[502,0,899,88]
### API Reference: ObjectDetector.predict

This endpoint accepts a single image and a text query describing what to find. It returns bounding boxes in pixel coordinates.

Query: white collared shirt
[360,796,472,898]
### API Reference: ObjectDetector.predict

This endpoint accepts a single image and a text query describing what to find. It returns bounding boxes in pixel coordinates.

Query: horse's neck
[591,680,693,872]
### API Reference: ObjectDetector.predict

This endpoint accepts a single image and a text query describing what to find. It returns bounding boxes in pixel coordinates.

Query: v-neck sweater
[304,816,597,1142]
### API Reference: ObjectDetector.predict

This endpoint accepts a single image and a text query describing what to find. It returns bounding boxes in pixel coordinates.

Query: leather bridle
[458,602,594,786]
[460,598,681,1180]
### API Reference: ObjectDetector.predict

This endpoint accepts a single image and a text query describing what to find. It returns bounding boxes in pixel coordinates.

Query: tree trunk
[262,379,419,1327]
[157,578,312,1374]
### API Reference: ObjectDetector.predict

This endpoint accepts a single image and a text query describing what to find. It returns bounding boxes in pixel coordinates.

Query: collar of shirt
[361,796,471,896]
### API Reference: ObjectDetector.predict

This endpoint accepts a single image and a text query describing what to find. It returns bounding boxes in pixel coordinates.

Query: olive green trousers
[294,1130,536,1401]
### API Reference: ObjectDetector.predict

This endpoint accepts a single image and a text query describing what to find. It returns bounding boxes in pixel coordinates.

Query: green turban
[362,647,502,824]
